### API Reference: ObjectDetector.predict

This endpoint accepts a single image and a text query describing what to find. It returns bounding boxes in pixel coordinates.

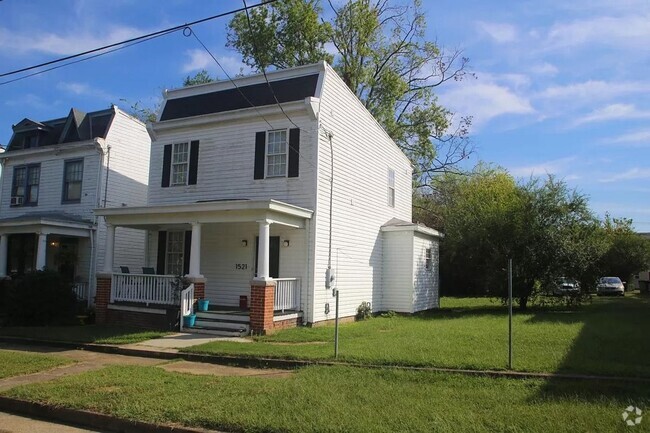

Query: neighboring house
[94,62,442,334]
[0,106,151,304]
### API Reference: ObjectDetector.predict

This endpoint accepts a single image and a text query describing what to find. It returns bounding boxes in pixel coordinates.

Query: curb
[2,335,650,383]
[0,396,226,433]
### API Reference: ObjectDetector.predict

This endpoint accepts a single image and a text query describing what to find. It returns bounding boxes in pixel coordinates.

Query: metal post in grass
[508,258,513,370]
[334,288,340,358]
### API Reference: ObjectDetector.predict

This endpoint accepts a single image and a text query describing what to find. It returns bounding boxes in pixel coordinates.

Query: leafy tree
[598,216,650,284]
[183,69,215,86]
[227,0,333,68]
[227,0,473,187]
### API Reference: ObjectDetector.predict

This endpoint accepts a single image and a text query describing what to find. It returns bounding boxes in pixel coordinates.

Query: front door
[255,236,280,278]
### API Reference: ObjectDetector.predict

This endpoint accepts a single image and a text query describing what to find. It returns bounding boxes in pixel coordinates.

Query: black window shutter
[183,231,192,275]
[157,231,167,274]
[161,144,172,187]
[288,128,300,178]
[188,140,199,185]
[254,131,266,179]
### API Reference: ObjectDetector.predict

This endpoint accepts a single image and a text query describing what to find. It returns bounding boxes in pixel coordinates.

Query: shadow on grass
[0,325,169,345]
[533,294,650,403]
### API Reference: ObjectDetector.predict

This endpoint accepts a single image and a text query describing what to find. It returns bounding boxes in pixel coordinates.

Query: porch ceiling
[94,199,313,230]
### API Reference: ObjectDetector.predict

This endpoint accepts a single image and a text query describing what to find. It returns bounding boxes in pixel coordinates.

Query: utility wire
[185,27,274,130]
[242,0,301,131]
[0,31,175,86]
[0,0,278,79]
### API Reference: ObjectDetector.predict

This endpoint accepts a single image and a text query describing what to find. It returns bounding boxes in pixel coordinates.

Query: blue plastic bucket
[197,299,209,312]
[183,314,196,327]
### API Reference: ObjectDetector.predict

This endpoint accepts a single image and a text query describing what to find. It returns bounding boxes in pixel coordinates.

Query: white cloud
[574,104,650,126]
[440,79,534,129]
[0,26,145,56]
[600,168,650,183]
[546,14,650,51]
[476,21,517,43]
[530,63,559,76]
[604,129,650,146]
[181,49,250,77]
[57,82,115,101]
[509,156,577,178]
[538,80,650,101]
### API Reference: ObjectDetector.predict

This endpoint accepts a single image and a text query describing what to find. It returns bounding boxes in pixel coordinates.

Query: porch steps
[186,310,251,337]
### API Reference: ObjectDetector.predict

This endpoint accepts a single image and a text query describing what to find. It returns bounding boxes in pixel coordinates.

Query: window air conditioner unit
[10,196,23,205]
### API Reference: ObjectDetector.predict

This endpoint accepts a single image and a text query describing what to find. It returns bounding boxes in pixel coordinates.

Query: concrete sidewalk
[0,411,107,433]
[121,332,250,352]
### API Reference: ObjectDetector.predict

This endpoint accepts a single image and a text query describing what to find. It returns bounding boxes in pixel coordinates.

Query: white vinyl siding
[146,114,316,209]
[310,65,413,323]
[413,233,439,311]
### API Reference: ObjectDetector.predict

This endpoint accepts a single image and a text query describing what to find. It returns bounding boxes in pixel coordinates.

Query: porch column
[0,234,8,277]
[103,223,115,273]
[256,219,271,281]
[36,232,47,271]
[188,222,202,278]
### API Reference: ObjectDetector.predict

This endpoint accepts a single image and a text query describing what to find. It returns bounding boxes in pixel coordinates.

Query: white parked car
[596,277,625,296]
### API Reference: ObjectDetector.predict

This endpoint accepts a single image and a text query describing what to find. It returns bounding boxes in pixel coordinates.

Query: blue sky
[1,0,648,230]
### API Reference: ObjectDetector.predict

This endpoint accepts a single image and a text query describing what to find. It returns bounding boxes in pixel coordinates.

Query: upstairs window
[63,159,84,203]
[161,141,199,187]
[266,130,288,177]
[11,164,40,206]
[426,248,432,270]
[388,168,395,207]
[254,129,300,179]
[171,142,189,186]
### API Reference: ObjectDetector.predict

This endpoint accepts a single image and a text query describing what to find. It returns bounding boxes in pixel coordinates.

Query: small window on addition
[387,168,395,207]
[425,248,432,270]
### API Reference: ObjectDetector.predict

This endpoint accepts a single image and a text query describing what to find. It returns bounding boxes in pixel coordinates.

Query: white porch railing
[111,273,177,305]
[179,283,195,332]
[73,282,88,300]
[274,278,300,312]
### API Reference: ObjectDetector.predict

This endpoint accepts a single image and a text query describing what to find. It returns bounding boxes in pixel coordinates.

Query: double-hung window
[425,248,432,270]
[166,231,185,275]
[266,130,288,177]
[11,164,40,206]
[63,159,83,203]
[387,168,395,207]
[171,142,189,186]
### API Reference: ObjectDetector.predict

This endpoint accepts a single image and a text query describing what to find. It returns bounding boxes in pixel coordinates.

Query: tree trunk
[518,296,529,310]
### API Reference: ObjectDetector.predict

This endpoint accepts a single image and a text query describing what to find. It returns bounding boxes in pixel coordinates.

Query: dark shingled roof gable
[160,74,319,121]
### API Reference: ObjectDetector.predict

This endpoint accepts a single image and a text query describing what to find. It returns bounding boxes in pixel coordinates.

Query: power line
[242,0,301,131]
[0,0,278,79]
[0,31,175,86]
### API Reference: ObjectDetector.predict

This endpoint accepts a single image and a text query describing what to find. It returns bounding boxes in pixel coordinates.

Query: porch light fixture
[283,240,290,247]
[241,240,248,247]
[50,241,59,248]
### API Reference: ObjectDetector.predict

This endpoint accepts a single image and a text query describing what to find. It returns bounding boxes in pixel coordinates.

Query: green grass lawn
[3,364,648,432]
[0,349,72,379]
[185,294,650,377]
[0,325,169,345]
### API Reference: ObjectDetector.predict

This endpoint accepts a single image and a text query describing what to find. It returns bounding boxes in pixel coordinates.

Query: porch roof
[94,199,313,229]
[0,212,94,237]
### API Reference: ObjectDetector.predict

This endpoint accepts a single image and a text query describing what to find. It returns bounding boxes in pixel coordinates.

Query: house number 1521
[235,264,248,270]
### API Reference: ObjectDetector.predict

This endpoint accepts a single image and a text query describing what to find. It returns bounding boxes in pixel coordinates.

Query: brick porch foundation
[250,280,275,334]
[95,274,111,324]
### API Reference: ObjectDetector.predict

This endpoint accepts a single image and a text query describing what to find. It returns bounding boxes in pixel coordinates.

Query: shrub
[356,301,372,320]
[5,270,77,326]
[381,310,397,318]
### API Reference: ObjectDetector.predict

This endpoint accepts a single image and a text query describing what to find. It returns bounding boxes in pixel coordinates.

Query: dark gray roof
[6,107,115,151]
[160,74,320,121]
[0,212,93,226]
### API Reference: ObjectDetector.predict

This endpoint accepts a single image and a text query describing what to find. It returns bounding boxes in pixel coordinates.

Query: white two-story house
[0,106,151,304]
[95,62,441,334]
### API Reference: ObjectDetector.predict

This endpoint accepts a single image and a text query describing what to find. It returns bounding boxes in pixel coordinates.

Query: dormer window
[23,134,38,149]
